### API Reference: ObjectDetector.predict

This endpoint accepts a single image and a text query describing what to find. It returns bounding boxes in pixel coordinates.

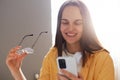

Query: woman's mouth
[66,33,77,37]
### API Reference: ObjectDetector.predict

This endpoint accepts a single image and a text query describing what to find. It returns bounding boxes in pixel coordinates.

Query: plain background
[0,0,52,80]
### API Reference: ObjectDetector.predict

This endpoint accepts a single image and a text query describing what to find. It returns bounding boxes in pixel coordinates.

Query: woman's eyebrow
[61,19,68,21]
[75,19,83,21]
[61,19,83,21]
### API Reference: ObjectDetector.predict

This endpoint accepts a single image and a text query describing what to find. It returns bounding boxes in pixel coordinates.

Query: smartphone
[56,56,78,76]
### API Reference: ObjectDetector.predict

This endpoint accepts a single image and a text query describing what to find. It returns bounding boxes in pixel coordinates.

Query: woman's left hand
[58,69,83,80]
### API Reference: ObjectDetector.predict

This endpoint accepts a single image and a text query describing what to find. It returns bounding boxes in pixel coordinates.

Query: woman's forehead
[62,6,82,20]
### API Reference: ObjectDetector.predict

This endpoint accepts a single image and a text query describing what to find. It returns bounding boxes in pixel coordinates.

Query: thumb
[19,53,27,60]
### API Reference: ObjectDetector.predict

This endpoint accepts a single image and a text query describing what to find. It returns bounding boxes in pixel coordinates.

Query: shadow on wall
[0,0,52,80]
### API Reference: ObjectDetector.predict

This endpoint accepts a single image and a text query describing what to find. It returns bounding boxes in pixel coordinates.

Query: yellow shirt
[39,47,115,80]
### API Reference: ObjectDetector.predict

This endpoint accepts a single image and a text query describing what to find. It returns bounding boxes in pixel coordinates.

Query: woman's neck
[66,43,81,54]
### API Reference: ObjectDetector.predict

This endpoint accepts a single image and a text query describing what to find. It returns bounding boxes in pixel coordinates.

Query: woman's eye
[75,21,82,25]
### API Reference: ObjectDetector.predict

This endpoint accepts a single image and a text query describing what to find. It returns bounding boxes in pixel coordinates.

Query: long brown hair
[54,0,107,66]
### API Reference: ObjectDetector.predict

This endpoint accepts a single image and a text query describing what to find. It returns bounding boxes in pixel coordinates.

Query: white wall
[0,0,52,80]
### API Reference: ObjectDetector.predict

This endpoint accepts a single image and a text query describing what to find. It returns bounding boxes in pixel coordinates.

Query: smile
[65,33,77,37]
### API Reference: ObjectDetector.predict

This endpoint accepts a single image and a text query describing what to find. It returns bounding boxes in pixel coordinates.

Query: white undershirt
[62,51,82,73]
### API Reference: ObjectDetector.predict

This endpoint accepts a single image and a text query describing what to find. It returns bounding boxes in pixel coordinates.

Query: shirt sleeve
[38,55,50,80]
[95,53,115,80]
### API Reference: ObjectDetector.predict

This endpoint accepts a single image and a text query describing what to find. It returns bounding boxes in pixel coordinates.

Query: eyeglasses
[17,31,48,55]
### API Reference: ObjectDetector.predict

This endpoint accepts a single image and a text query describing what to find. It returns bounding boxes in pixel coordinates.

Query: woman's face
[60,6,83,45]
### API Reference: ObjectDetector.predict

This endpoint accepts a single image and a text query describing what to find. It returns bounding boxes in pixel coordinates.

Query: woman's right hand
[6,46,27,80]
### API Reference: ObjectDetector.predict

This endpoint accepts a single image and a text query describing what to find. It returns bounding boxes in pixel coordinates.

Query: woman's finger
[58,73,69,80]
[60,69,77,78]
[9,46,21,55]
[60,69,83,80]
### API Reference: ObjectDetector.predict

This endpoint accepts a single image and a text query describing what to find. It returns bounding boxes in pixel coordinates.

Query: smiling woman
[6,0,116,80]
[51,0,120,80]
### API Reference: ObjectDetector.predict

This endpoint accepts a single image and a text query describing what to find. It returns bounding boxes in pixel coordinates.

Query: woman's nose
[68,24,74,31]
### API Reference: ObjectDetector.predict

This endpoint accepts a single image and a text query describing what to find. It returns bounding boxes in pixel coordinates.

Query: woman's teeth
[66,33,76,37]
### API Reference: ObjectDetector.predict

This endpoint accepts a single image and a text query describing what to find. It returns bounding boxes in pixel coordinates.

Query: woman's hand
[6,46,27,80]
[58,69,83,80]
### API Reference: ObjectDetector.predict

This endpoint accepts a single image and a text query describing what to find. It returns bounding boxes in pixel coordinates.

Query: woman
[6,0,115,80]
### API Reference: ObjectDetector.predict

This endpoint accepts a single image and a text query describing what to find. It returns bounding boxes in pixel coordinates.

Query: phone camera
[58,59,66,69]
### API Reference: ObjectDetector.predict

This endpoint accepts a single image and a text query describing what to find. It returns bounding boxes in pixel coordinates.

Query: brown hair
[54,0,107,66]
